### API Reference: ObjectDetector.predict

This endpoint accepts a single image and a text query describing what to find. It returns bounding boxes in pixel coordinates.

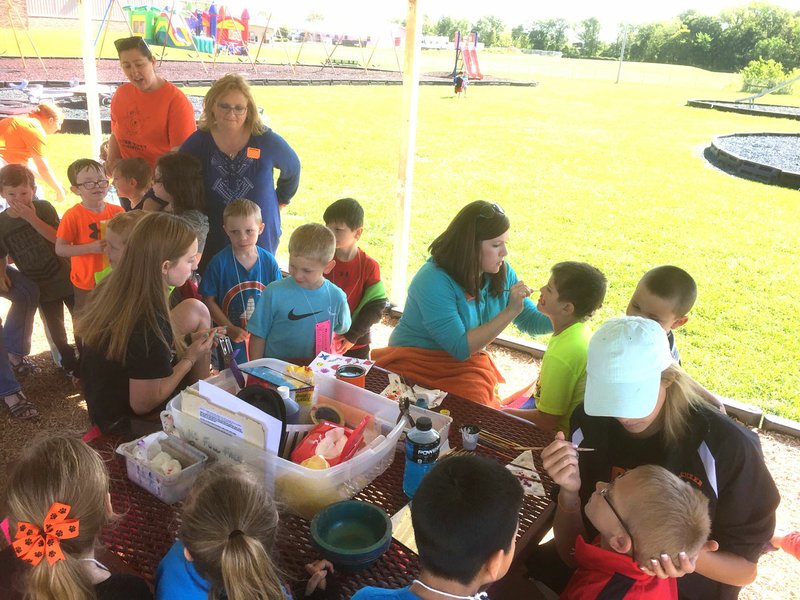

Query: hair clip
[13,502,80,566]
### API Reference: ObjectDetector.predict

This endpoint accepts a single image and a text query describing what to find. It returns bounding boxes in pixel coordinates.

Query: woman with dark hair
[372,200,551,407]
[106,36,196,172]
[180,73,300,268]
[143,152,209,257]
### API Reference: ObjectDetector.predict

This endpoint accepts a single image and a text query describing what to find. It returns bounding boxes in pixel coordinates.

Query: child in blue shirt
[200,199,282,359]
[156,463,331,600]
[248,223,350,362]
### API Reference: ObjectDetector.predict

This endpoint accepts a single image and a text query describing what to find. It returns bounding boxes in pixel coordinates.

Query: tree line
[421,2,800,73]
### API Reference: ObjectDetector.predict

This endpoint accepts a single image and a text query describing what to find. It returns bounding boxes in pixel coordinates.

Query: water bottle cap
[415,416,432,431]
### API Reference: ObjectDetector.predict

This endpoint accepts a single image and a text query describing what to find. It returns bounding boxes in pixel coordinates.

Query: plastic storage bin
[166,359,452,518]
[116,431,209,505]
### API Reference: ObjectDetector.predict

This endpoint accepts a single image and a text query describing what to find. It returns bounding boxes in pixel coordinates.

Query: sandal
[4,392,39,419]
[10,356,42,377]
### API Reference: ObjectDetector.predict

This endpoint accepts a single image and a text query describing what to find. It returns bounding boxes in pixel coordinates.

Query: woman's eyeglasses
[76,179,110,190]
[599,483,636,556]
[216,103,248,115]
[478,202,505,219]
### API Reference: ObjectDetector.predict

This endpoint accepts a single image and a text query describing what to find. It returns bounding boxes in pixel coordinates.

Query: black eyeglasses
[600,483,636,557]
[478,202,505,219]
[77,179,110,190]
[216,102,248,115]
[114,36,153,60]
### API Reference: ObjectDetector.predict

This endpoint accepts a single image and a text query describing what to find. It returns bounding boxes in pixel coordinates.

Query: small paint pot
[335,364,366,388]
[460,425,480,451]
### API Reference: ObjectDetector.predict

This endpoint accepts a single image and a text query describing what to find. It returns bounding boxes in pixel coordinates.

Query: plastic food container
[165,359,452,519]
[115,431,209,504]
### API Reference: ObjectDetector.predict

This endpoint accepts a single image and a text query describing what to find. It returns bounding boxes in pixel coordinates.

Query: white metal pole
[390,0,422,307]
[79,0,103,158]
[615,23,628,85]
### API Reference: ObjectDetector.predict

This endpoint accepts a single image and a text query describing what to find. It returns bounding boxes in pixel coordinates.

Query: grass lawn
[30,52,800,421]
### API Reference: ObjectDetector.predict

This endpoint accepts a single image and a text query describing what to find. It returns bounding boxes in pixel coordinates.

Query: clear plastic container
[115,432,209,504]
[165,358,452,519]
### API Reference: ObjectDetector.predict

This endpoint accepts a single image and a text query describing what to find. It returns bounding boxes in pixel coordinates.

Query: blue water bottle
[403,416,440,498]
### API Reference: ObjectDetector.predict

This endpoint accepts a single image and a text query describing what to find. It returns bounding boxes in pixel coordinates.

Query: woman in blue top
[373,200,551,407]
[180,74,300,270]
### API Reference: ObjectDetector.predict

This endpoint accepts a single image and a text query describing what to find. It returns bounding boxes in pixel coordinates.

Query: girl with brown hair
[1,434,151,600]
[143,152,209,257]
[78,212,221,433]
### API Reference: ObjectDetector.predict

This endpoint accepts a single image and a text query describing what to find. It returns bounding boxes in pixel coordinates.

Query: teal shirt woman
[373,201,551,406]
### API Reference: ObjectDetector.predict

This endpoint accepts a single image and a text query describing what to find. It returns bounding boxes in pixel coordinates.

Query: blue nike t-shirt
[247,277,351,361]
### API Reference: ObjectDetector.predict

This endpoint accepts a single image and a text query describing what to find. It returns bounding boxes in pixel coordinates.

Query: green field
[12,38,799,420]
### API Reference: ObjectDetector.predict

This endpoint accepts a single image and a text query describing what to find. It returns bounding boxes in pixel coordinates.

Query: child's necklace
[412,580,489,600]
[232,246,262,328]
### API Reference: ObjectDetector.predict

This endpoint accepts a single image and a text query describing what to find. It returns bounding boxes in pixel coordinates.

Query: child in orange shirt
[55,159,124,309]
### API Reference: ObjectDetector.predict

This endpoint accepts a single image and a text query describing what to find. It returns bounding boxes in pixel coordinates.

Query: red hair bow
[13,502,80,566]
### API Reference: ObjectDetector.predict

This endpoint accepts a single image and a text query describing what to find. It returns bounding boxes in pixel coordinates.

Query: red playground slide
[462,45,483,80]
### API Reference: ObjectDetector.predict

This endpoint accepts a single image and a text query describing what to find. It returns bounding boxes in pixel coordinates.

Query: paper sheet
[195,380,283,454]
[307,351,375,377]
[390,503,418,554]
[506,450,546,497]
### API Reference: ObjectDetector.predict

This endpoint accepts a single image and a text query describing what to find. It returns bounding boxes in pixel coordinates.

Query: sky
[230,0,800,40]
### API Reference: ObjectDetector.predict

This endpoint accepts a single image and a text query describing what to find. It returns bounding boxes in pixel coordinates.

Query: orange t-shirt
[0,116,47,164]
[56,203,124,290]
[110,80,196,167]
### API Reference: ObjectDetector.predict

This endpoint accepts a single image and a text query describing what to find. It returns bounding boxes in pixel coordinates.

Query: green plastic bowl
[310,500,393,570]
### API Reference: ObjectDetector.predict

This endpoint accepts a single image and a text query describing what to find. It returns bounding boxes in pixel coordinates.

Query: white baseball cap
[584,316,674,418]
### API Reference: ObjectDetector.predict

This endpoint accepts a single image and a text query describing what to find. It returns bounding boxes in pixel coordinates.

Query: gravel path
[714,134,800,174]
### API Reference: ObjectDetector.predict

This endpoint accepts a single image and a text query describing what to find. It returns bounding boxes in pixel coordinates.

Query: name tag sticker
[246,147,261,159]
[315,320,331,355]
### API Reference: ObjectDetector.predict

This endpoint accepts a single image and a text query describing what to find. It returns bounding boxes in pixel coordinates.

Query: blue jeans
[0,267,39,357]
[0,322,21,397]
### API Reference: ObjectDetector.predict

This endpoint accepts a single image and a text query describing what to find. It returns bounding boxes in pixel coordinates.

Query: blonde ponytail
[26,556,96,600]
[219,533,284,600]
[181,464,285,600]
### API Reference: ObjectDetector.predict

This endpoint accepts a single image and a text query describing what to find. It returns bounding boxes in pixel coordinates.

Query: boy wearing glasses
[56,159,124,309]
[560,464,710,599]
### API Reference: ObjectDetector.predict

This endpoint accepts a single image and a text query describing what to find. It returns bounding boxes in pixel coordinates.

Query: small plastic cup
[460,425,480,451]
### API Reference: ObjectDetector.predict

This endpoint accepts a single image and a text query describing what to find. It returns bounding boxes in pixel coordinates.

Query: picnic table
[95,367,556,599]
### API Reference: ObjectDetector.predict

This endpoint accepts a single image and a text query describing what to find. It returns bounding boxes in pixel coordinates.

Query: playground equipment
[452,31,483,81]
[123,2,250,55]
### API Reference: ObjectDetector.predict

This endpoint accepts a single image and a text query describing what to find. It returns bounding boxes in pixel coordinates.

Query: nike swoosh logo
[288,308,322,321]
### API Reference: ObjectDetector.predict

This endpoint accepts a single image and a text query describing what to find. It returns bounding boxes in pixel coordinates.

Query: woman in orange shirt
[106,36,196,173]
[0,103,67,203]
